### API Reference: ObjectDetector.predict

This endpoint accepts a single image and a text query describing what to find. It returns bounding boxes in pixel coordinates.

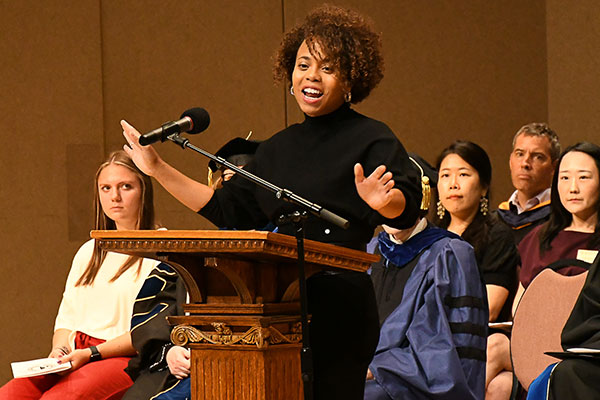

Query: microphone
[138,107,210,146]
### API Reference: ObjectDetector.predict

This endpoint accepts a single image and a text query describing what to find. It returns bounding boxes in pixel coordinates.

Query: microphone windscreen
[181,107,210,134]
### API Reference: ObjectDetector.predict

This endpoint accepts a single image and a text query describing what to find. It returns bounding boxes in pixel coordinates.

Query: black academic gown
[122,263,187,400]
[546,253,600,400]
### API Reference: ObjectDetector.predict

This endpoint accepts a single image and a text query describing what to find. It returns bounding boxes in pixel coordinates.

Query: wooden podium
[92,230,378,400]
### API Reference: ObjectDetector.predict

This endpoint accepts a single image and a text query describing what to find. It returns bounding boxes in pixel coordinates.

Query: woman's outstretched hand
[354,164,395,210]
[121,120,162,176]
[354,163,406,219]
[121,119,215,212]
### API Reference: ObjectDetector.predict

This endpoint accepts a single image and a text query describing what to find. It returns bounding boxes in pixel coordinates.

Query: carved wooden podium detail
[92,230,377,400]
[171,322,302,348]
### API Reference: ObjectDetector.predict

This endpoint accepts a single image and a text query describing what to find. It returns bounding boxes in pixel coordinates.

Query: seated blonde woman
[0,151,164,400]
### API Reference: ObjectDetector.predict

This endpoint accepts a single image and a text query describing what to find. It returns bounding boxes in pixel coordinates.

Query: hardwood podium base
[190,343,304,400]
[92,231,377,400]
[169,314,305,400]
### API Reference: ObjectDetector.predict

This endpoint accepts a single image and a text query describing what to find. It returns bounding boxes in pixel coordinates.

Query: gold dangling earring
[290,86,294,96]
[345,92,352,103]
[207,167,214,188]
[437,200,445,219]
[480,196,489,216]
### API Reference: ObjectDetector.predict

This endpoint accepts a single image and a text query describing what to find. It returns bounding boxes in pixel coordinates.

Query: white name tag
[577,249,599,264]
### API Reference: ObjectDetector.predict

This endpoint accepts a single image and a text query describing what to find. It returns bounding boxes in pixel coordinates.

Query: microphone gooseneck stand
[277,211,313,397]
[168,133,349,229]
[166,133,349,400]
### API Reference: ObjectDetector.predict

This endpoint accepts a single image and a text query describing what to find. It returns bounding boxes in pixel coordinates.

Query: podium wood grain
[92,230,378,399]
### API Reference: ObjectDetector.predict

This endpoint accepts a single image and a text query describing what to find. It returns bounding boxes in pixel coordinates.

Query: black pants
[307,271,380,400]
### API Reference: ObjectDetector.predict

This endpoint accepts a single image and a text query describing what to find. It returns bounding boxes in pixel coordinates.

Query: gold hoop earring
[345,92,352,103]
[480,196,489,216]
[290,86,294,96]
[437,200,446,220]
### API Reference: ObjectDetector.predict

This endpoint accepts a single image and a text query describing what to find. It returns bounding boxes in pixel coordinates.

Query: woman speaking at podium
[122,5,421,399]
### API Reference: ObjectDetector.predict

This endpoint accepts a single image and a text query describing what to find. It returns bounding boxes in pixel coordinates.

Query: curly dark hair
[273,4,384,104]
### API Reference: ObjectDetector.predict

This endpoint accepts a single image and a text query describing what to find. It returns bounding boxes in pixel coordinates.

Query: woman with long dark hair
[517,141,600,296]
[434,141,520,400]
[520,142,600,400]
[436,141,519,322]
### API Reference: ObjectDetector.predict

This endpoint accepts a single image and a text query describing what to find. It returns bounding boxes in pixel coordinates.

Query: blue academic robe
[365,230,488,400]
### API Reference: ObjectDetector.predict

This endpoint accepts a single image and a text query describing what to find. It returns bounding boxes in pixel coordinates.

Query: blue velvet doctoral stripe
[449,321,487,337]
[377,226,460,267]
[497,204,551,229]
[130,263,176,331]
[131,303,169,331]
[136,263,173,299]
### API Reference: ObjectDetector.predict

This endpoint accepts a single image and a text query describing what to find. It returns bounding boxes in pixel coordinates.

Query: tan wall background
[1,0,591,385]
[547,0,600,145]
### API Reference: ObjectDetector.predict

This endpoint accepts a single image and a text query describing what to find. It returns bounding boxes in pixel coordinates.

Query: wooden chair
[511,263,589,391]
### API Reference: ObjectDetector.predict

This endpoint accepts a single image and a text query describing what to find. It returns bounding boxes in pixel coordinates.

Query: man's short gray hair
[512,122,561,162]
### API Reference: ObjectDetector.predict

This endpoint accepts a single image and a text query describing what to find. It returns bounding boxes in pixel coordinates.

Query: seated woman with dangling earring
[434,141,520,400]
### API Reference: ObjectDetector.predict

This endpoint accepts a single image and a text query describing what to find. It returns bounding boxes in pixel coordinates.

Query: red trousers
[0,332,133,400]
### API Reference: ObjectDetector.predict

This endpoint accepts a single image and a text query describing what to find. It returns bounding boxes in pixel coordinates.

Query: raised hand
[121,120,163,176]
[354,163,396,211]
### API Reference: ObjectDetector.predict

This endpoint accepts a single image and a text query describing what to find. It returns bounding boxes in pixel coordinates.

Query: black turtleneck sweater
[199,104,422,247]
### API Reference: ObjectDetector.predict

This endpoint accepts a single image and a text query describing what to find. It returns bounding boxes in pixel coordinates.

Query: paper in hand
[11,358,72,378]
